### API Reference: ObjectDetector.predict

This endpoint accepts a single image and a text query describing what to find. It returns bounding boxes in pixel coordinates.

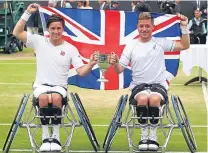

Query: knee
[135,94,148,106]
[149,94,161,107]
[52,94,62,108]
[39,94,49,108]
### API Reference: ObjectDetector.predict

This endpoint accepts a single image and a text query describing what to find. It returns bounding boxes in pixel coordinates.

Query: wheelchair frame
[103,94,197,153]
[3,92,100,153]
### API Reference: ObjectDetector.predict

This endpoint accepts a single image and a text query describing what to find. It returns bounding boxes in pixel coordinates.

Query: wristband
[180,26,189,35]
[21,11,31,22]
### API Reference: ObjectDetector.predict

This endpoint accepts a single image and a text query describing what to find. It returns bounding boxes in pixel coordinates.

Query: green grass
[0,55,207,152]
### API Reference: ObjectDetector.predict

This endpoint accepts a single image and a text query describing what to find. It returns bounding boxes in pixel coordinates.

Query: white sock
[52,124,60,141]
[140,124,148,140]
[149,124,158,141]
[42,125,49,141]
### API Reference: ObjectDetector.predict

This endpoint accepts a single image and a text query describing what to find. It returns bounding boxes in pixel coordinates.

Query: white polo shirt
[26,33,84,89]
[119,37,175,89]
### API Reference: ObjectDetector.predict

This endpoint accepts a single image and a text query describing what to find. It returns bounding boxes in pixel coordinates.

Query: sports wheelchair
[103,87,197,153]
[3,92,100,153]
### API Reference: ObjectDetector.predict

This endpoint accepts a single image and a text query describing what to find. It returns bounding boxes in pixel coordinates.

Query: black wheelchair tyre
[3,94,30,153]
[104,95,128,153]
[70,93,99,152]
[171,95,197,153]
[74,93,100,148]
[103,95,123,149]
[176,96,197,150]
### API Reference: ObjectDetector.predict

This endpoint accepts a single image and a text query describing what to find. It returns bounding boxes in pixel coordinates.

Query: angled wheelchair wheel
[103,94,128,153]
[171,95,197,153]
[74,93,100,148]
[103,95,123,149]
[70,93,99,152]
[3,93,30,153]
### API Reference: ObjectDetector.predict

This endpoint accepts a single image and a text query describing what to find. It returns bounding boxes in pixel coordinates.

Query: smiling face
[137,19,154,41]
[137,12,154,42]
[48,21,64,42]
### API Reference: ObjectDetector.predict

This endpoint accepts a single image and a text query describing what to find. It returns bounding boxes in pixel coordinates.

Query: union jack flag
[39,7,181,90]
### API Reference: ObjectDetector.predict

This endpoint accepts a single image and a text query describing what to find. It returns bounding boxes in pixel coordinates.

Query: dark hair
[135,2,151,12]
[46,14,65,28]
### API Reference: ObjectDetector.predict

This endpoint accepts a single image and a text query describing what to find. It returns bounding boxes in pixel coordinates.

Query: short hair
[137,12,154,25]
[46,14,65,28]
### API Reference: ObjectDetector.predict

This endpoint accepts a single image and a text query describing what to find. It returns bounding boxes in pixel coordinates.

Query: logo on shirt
[60,51,65,56]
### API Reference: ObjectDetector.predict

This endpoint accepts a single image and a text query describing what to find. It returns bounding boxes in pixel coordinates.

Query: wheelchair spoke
[171,95,197,153]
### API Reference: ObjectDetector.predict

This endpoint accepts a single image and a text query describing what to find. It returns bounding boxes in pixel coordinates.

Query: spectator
[77,1,84,9]
[188,8,207,44]
[48,0,57,7]
[131,1,137,12]
[172,0,181,14]
[135,0,151,12]
[27,11,39,35]
[63,0,72,8]
[99,0,110,10]
[83,0,93,9]
[200,2,207,18]
[110,0,119,10]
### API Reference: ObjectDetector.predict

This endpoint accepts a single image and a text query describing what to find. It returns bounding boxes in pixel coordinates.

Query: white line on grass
[0,123,207,128]
[202,81,208,112]
[0,83,31,85]
[201,81,208,153]
[0,83,202,86]
[0,149,206,153]
[0,63,35,64]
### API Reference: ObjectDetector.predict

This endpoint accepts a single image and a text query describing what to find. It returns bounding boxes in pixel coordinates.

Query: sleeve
[188,20,193,30]
[26,33,41,50]
[202,23,207,34]
[71,47,84,70]
[162,38,175,52]
[119,41,134,68]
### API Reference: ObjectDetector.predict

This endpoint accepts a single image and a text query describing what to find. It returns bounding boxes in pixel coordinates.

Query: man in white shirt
[13,3,98,152]
[109,12,190,151]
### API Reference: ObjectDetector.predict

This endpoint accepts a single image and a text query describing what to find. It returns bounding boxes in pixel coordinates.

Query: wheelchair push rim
[171,95,197,153]
[3,93,30,152]
[103,94,128,153]
[70,93,99,152]
[74,93,100,148]
[103,95,123,149]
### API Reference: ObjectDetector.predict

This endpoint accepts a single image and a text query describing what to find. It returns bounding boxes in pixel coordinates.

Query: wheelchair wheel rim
[103,95,123,149]
[74,93,100,148]
[70,93,99,151]
[176,96,197,150]
[3,94,30,152]
[104,95,128,153]
[171,95,196,153]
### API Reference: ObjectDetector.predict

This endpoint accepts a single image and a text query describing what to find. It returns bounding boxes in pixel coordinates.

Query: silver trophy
[97,53,109,82]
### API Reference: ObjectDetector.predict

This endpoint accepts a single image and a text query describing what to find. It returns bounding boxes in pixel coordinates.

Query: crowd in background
[1,0,206,44]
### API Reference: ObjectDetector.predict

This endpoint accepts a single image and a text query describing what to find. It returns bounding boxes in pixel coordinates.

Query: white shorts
[134,89,164,100]
[33,84,67,98]
[133,81,169,100]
